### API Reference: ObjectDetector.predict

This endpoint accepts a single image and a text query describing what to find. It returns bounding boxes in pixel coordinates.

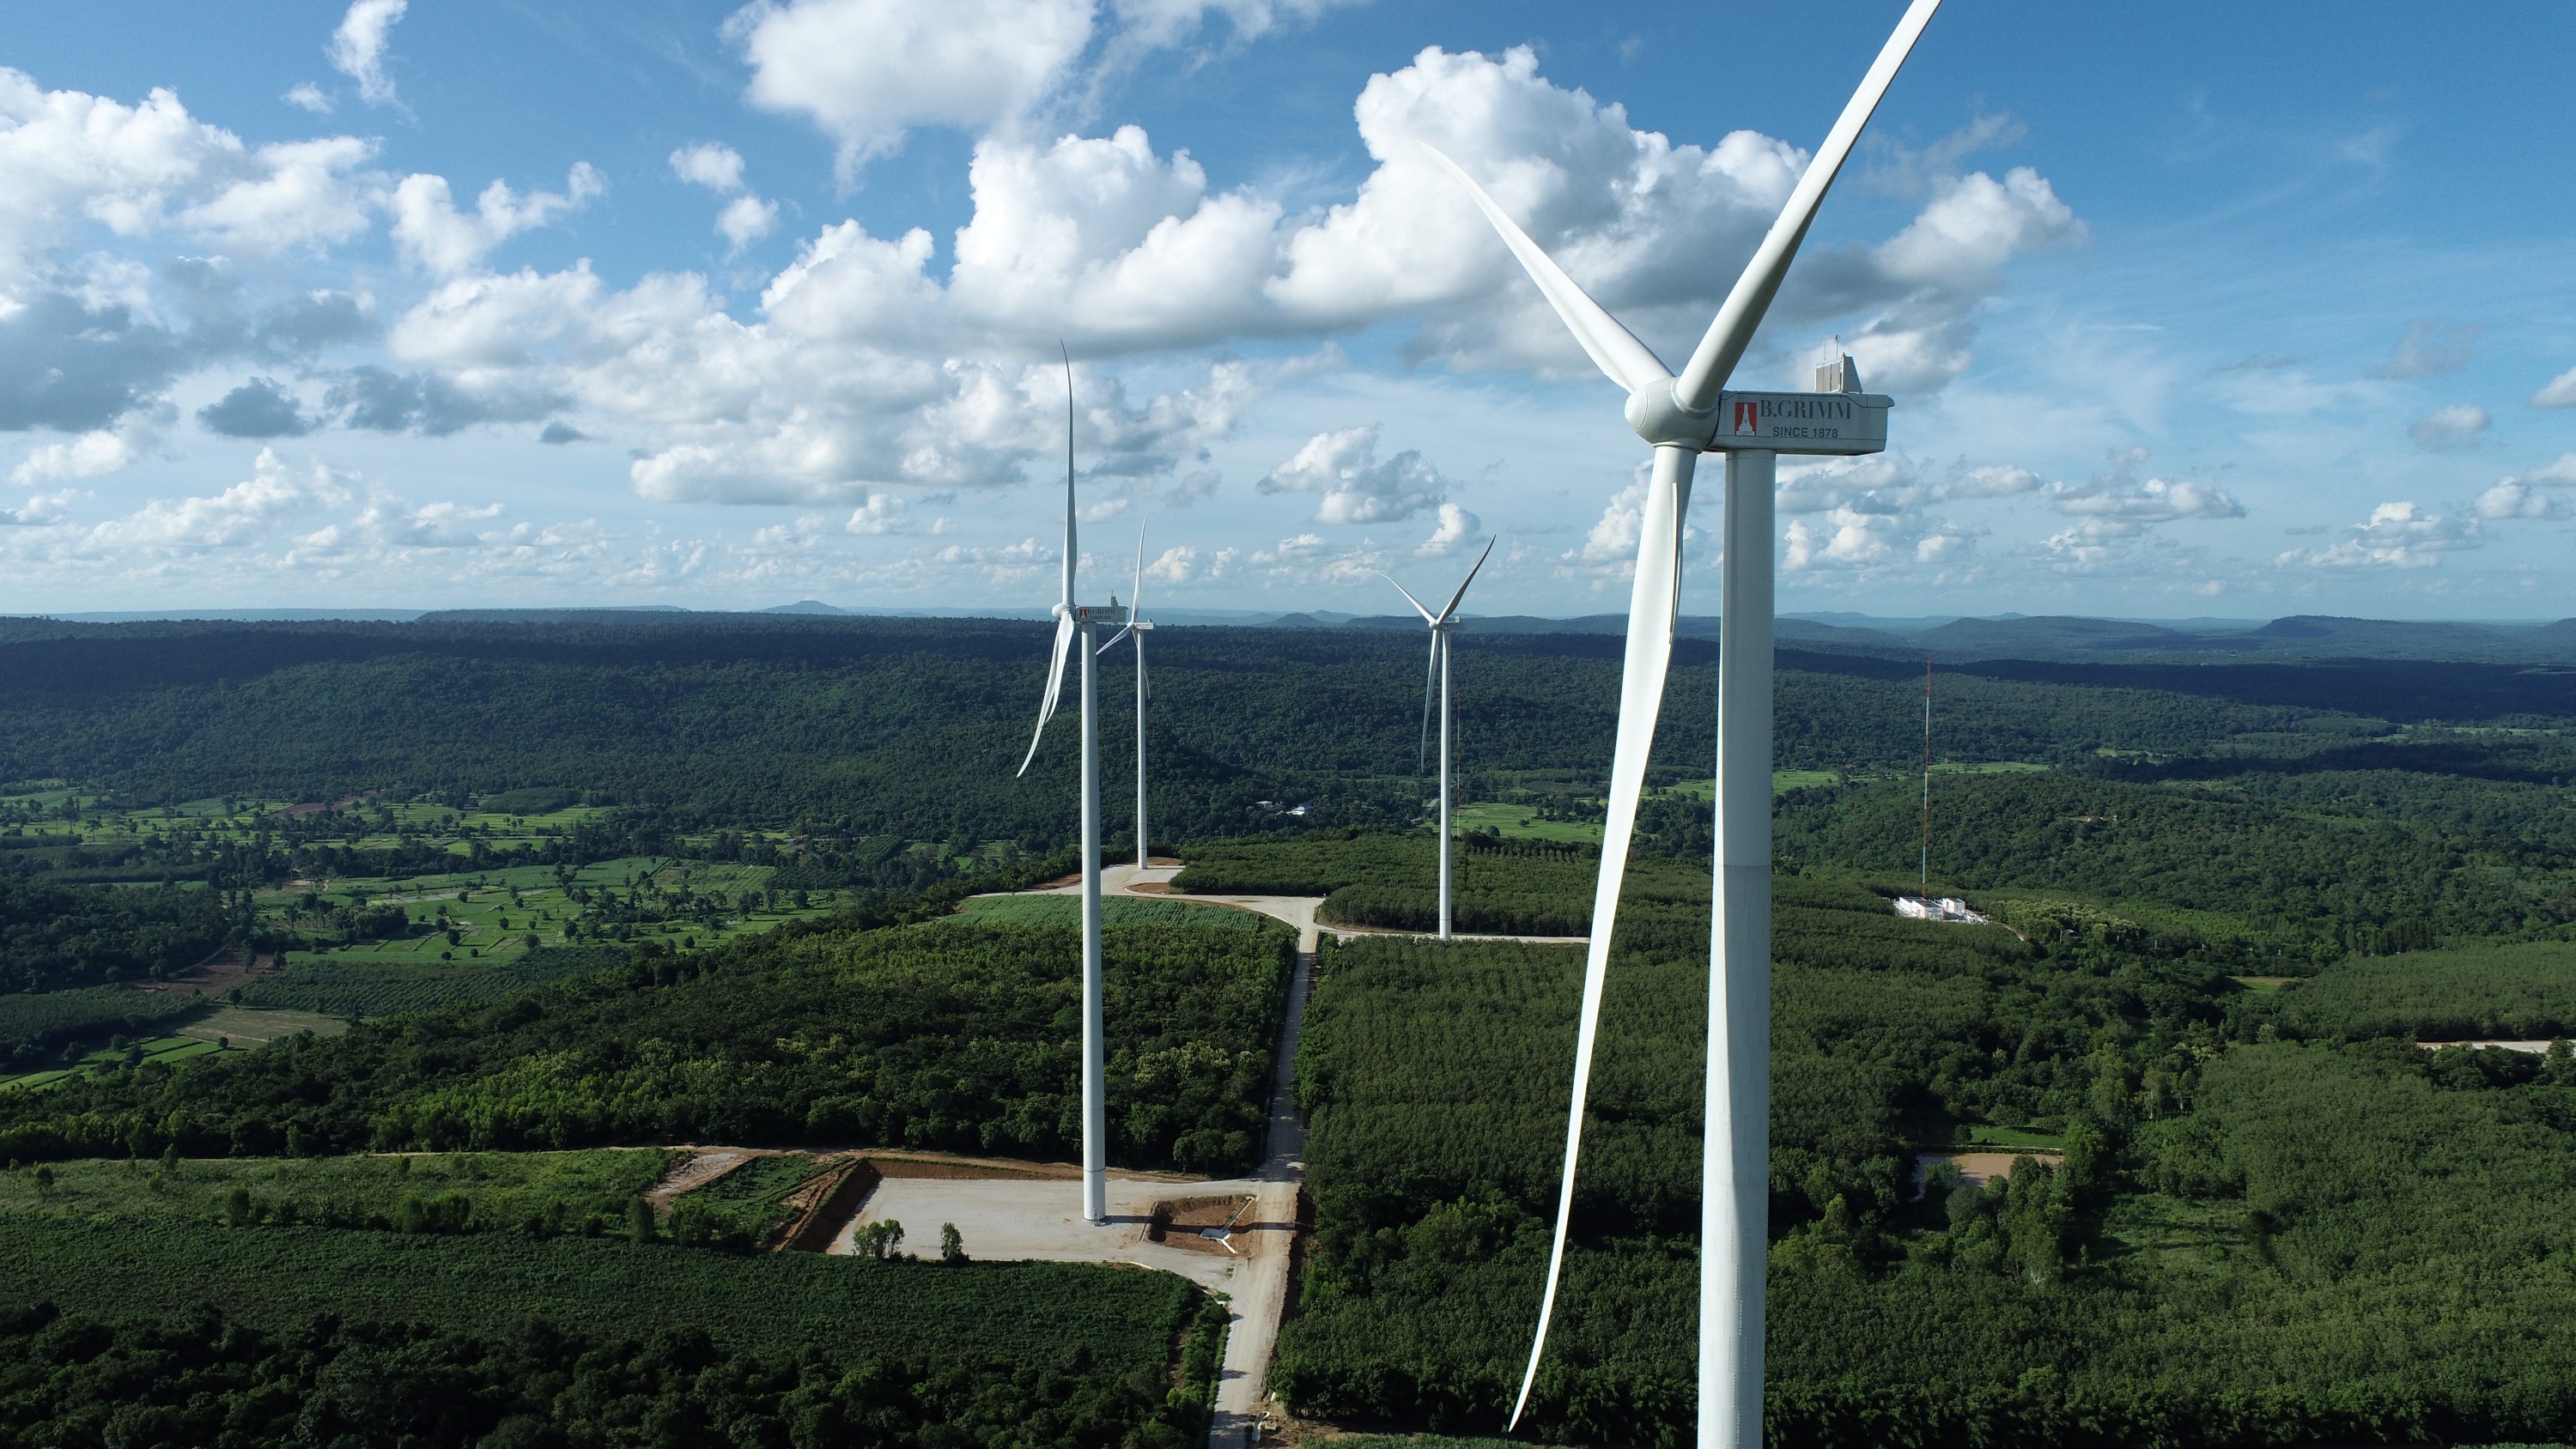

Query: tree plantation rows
[1261,826,2576,1445]
[0,1304,1206,1449]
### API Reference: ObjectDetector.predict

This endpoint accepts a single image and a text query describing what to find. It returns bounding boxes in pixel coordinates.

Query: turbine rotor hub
[1623,379,1719,451]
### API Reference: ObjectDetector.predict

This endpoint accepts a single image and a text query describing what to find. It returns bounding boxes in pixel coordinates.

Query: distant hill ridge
[6,606,2572,664]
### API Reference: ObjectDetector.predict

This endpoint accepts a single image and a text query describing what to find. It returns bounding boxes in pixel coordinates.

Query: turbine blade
[1510,445,1696,1430]
[1016,615,1078,778]
[1417,630,1438,777]
[1060,343,1078,609]
[1434,537,1497,624]
[1419,144,1672,396]
[1674,0,1943,411]
[1379,572,1438,624]
[1097,626,1133,655]
[1133,522,1147,620]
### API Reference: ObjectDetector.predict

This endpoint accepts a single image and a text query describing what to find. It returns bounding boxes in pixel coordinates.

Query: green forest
[0,908,1292,1176]
[5,613,2576,1445]
[0,615,2438,850]
[0,876,233,992]
[1265,840,2576,1445]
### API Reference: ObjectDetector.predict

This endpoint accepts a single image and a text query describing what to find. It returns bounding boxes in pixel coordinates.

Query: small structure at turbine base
[1894,896,1988,924]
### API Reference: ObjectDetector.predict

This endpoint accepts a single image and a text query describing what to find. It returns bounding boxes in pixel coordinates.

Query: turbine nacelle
[1622,379,1892,458]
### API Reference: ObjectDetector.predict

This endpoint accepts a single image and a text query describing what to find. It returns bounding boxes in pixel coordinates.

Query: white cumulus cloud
[844,492,909,533]
[11,430,137,486]
[327,0,408,108]
[85,447,341,552]
[718,194,781,252]
[669,142,747,194]
[2035,451,2244,534]
[1417,500,1481,555]
[2531,365,2576,409]
[1144,543,1197,583]
[728,0,1095,177]
[2278,500,2478,569]
[1260,424,1450,524]
[391,163,606,276]
[2474,452,2576,521]
[0,70,379,288]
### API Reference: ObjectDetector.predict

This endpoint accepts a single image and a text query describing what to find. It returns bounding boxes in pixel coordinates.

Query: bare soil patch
[1150,1191,1256,1256]
[1913,1150,2061,1197]
[274,790,380,820]
[868,1151,1069,1180]
[647,1149,770,1208]
[173,1005,348,1046]
[1126,881,1173,894]
[135,949,279,998]
[777,1158,877,1252]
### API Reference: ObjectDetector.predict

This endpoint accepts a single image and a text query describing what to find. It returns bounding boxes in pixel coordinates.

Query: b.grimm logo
[1731,399,1761,435]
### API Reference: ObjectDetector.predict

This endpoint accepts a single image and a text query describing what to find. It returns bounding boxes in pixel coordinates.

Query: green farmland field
[236,945,626,1017]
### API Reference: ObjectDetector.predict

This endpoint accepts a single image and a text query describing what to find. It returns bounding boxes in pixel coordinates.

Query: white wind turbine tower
[1380,538,1494,942]
[1098,526,1155,870]
[1423,2,1944,1441]
[1016,349,1127,1227]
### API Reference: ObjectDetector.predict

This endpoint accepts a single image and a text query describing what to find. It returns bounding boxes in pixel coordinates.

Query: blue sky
[3,0,2572,619]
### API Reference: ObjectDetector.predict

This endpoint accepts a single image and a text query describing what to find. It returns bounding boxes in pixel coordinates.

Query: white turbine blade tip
[1380,572,1437,623]
[1507,448,1692,1431]
[1436,537,1497,623]
[1417,143,1671,396]
[1674,0,1944,408]
[1018,615,1078,776]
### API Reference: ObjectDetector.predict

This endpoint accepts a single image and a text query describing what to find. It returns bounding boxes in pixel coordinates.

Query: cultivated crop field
[0,1149,674,1235]
[236,946,629,1017]
[951,892,1288,933]
[0,1214,1194,1370]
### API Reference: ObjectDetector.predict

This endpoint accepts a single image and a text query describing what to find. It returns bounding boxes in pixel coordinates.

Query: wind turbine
[1380,538,1494,942]
[1016,349,1127,1227]
[1099,526,1155,870]
[1423,2,1942,1442]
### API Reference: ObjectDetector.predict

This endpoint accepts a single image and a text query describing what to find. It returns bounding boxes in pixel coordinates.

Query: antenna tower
[1920,658,1930,904]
